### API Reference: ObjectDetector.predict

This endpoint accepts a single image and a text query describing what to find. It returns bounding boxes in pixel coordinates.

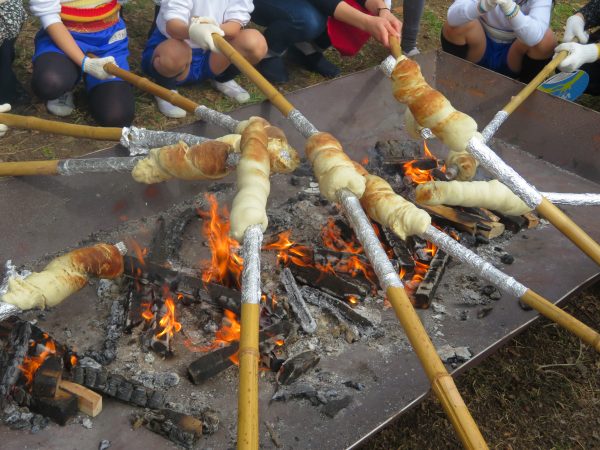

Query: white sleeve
[223,0,253,25]
[509,0,551,46]
[29,0,62,29]
[447,0,481,27]
[162,0,193,24]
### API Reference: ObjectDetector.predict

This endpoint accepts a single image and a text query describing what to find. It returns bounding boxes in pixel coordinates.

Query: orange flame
[156,296,182,339]
[402,140,446,184]
[321,218,362,254]
[70,355,77,367]
[19,339,57,386]
[127,238,148,266]
[199,194,244,289]
[263,231,312,267]
[347,295,358,306]
[141,302,154,321]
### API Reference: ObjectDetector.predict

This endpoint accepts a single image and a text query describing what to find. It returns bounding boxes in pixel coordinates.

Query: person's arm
[163,0,192,39]
[497,0,551,47]
[223,0,252,35]
[332,1,398,47]
[221,21,242,39]
[364,0,401,35]
[46,23,85,66]
[447,0,483,27]
[579,0,600,29]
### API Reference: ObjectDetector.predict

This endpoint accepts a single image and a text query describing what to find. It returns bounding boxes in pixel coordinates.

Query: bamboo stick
[238,302,260,450]
[389,35,402,59]
[0,112,122,141]
[0,160,59,177]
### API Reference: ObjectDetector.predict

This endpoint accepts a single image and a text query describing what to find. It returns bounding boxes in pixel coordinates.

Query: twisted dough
[415,180,532,216]
[392,56,480,180]
[305,132,366,202]
[2,244,124,310]
[132,140,234,184]
[229,118,271,241]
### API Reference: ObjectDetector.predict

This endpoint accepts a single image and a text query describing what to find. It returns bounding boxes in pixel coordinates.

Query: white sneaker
[155,90,187,118]
[47,91,74,117]
[210,79,250,103]
[405,48,421,57]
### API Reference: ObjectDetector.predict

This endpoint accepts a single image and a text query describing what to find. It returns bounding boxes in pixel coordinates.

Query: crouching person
[441,0,556,82]
[142,0,267,118]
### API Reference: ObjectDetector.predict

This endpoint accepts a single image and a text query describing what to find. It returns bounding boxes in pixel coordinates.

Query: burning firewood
[279,268,316,334]
[0,242,127,311]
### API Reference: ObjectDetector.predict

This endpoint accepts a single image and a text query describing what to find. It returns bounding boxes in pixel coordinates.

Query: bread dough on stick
[360,173,431,240]
[132,140,234,183]
[415,180,532,216]
[305,132,366,202]
[392,56,479,180]
[1,243,124,310]
[229,118,271,241]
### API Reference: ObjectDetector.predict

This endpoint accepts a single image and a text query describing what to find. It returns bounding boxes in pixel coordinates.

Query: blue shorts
[33,19,130,92]
[141,27,215,85]
[477,34,517,78]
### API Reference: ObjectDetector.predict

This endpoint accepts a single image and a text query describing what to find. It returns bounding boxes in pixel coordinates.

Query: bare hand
[378,9,402,35]
[365,16,398,48]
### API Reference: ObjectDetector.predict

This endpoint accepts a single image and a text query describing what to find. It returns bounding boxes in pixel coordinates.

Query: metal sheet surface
[0,51,599,449]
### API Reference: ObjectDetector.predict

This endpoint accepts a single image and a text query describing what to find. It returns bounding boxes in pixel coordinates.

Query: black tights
[31,52,135,127]
[0,38,18,104]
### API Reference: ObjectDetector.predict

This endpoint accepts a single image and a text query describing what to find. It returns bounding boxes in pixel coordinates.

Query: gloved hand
[496,0,518,17]
[188,17,224,52]
[82,56,117,80]
[555,42,600,72]
[0,104,10,138]
[563,14,589,44]
[477,0,496,13]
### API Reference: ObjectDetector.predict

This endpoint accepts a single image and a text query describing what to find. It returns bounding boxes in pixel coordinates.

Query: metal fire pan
[0,51,599,449]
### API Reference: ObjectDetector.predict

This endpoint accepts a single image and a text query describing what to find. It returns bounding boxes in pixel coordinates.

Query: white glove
[0,103,10,138]
[563,14,588,44]
[478,0,497,13]
[188,17,224,52]
[496,0,517,17]
[555,42,600,72]
[82,56,117,80]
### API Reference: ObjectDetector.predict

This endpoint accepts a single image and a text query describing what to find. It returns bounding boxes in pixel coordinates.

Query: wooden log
[290,264,367,299]
[419,204,505,239]
[0,320,31,406]
[32,355,63,398]
[414,250,449,308]
[276,351,320,385]
[280,268,317,334]
[59,379,102,417]
[30,390,78,426]
[134,408,203,449]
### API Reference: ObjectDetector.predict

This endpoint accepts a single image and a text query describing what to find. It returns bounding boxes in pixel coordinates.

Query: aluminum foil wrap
[541,192,600,206]
[379,55,396,78]
[480,111,509,143]
[241,225,263,305]
[57,157,142,175]
[121,126,208,155]
[288,109,319,138]
[422,226,527,298]
[194,105,239,133]
[468,137,542,209]
[0,302,20,322]
[114,241,128,256]
[337,189,402,290]
[420,127,434,140]
[0,260,27,320]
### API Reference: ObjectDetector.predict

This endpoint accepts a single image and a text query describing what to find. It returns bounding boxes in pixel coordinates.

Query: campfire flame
[399,241,438,302]
[19,336,57,386]
[402,141,445,184]
[199,194,244,289]
[155,296,182,339]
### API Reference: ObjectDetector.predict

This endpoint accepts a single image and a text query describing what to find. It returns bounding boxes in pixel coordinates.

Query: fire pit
[0,51,599,449]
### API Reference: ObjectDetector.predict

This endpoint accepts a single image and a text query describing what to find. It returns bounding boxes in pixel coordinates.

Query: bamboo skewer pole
[389,35,402,59]
[210,36,488,449]
[0,157,141,177]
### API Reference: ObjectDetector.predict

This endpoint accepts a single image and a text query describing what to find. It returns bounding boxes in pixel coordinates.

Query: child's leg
[402,0,425,53]
[209,29,267,76]
[150,39,193,88]
[31,52,79,100]
[88,81,135,127]
[507,29,556,82]
[0,38,19,104]
[441,20,487,63]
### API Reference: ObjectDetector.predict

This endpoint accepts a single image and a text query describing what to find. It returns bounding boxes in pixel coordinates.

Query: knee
[32,66,71,100]
[90,83,135,127]
[153,41,190,76]
[531,29,557,57]
[442,20,477,38]
[293,7,326,40]
[239,30,268,60]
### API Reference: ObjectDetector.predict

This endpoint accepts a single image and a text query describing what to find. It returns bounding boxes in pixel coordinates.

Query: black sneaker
[257,56,289,84]
[289,48,340,78]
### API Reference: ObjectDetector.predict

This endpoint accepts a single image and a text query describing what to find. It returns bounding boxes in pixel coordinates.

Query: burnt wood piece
[387,157,439,170]
[0,319,31,406]
[493,212,527,233]
[134,408,203,449]
[30,390,78,426]
[11,385,32,407]
[32,355,63,398]
[375,139,422,162]
[290,264,367,299]
[87,295,127,364]
[301,286,376,336]
[125,282,154,332]
[277,351,320,385]
[419,204,505,239]
[188,321,294,385]
[280,268,317,334]
[381,228,415,268]
[59,379,102,417]
[414,250,450,308]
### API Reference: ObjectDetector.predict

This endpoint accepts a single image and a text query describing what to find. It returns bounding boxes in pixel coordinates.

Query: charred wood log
[133,408,204,449]
[32,356,63,398]
[87,295,127,364]
[419,204,505,239]
[30,390,78,426]
[276,351,320,385]
[290,265,367,299]
[280,268,317,334]
[414,250,449,308]
[0,319,31,406]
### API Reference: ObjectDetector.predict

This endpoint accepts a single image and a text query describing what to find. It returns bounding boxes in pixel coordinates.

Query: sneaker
[404,48,421,57]
[210,79,250,103]
[289,47,340,78]
[155,90,187,118]
[257,56,289,84]
[47,91,74,117]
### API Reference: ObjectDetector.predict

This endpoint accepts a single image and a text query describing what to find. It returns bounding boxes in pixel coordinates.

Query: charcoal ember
[134,409,203,449]
[133,372,180,390]
[105,375,121,397]
[95,370,108,391]
[291,265,367,299]
[271,383,327,406]
[147,390,166,410]
[30,390,78,426]
[11,386,31,407]
[280,268,317,334]
[70,366,85,385]
[116,381,134,402]
[277,351,320,385]
[437,344,472,364]
[0,320,31,405]
[199,409,220,435]
[343,380,365,391]
[500,253,515,265]
[131,386,148,407]
[84,367,98,388]
[414,250,449,309]
[86,298,127,365]
[321,395,352,418]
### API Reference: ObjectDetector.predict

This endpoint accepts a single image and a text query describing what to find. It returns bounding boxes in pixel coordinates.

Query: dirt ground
[3,0,600,448]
